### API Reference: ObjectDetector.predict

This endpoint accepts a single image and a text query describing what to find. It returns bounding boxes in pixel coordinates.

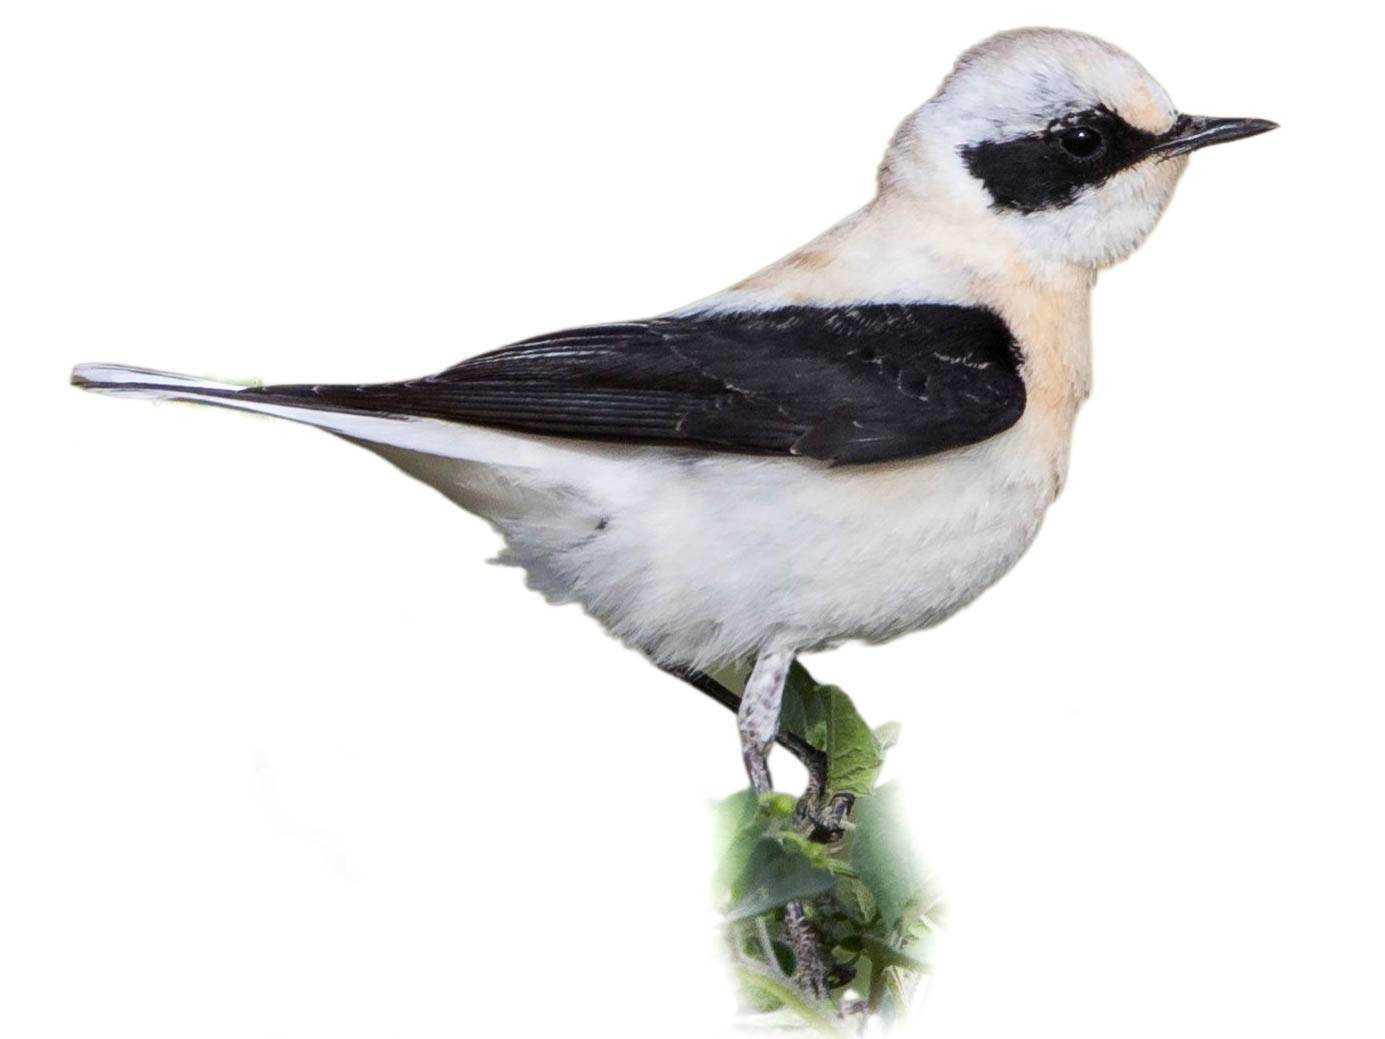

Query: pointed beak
[1149,114,1279,158]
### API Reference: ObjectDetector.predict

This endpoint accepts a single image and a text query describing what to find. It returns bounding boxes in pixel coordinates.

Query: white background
[3,2,1381,1036]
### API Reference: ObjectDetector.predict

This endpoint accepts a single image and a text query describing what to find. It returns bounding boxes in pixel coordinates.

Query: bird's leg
[664,665,827,787]
[664,654,834,1000]
[662,664,851,842]
[738,650,792,795]
[782,900,831,1002]
[740,651,832,999]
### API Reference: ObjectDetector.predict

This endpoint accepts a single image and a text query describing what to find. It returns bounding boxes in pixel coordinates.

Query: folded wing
[131,303,1026,466]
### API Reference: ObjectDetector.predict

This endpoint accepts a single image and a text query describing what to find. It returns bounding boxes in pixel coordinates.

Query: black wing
[255,303,1025,465]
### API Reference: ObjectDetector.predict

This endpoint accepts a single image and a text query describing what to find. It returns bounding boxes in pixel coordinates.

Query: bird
[73,24,1274,928]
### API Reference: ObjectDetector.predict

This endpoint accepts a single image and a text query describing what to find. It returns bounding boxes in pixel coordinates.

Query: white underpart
[401,411,1059,670]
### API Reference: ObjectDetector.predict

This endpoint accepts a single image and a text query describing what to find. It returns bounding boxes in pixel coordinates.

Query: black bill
[1150,114,1279,158]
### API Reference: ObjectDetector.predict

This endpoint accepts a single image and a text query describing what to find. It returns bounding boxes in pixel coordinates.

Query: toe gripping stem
[665,665,854,842]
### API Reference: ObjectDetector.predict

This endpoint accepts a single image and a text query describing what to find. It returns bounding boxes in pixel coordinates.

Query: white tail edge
[69,362,597,470]
[71,363,246,397]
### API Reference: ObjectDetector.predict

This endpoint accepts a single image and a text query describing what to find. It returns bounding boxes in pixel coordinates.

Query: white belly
[375,409,1069,669]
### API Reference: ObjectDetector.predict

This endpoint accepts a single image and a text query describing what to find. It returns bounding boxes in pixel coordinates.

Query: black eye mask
[959,105,1161,214]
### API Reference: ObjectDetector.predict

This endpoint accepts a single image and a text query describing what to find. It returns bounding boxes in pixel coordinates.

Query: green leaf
[872,721,902,751]
[712,789,758,859]
[849,783,928,932]
[779,662,824,746]
[834,875,878,926]
[775,829,854,875]
[762,792,798,819]
[727,837,835,922]
[822,685,884,797]
[712,790,767,905]
[780,662,885,799]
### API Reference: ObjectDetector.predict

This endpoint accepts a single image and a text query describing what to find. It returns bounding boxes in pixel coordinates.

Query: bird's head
[883,29,1276,273]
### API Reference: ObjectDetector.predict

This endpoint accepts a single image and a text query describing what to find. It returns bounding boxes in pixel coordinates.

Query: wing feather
[245,303,1024,465]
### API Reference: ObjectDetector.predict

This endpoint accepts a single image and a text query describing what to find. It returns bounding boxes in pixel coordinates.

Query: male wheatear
[74,27,1274,849]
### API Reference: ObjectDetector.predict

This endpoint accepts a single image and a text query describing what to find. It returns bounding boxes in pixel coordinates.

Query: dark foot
[793,742,855,840]
[795,790,856,843]
[784,900,831,1000]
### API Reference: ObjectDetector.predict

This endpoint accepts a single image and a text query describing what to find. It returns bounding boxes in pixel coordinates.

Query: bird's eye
[1058,126,1105,159]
